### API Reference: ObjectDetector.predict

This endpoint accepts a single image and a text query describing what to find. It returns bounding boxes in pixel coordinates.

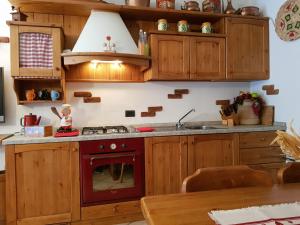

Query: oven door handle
[89,153,135,166]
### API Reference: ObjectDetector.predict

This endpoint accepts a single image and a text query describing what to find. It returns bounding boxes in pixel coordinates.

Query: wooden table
[141,183,300,225]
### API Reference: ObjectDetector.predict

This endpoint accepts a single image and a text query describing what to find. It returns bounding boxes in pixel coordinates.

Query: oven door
[81,151,144,205]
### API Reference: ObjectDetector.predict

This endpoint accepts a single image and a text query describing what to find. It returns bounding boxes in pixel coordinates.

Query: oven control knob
[98,145,105,150]
[110,143,117,150]
[121,144,127,148]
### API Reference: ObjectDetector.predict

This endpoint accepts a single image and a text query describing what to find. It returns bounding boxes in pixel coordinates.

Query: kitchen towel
[209,202,300,225]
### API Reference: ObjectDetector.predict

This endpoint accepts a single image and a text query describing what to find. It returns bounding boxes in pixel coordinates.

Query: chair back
[182,165,273,193]
[277,162,300,184]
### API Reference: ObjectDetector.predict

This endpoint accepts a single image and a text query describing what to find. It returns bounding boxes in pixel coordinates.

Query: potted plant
[233,92,265,125]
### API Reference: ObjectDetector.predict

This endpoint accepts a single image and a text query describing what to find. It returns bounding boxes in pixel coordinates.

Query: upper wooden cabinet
[187,134,239,175]
[5,142,80,225]
[147,34,190,80]
[190,37,225,80]
[145,33,226,81]
[144,136,188,195]
[226,18,269,80]
[9,21,64,78]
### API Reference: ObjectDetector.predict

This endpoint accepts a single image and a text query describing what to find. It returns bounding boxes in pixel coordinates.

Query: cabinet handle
[55,67,60,71]
[72,148,78,152]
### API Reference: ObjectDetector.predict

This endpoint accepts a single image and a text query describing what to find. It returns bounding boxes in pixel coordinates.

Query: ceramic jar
[156,0,175,9]
[158,19,168,31]
[25,89,36,101]
[201,22,212,33]
[178,20,189,32]
[237,100,260,125]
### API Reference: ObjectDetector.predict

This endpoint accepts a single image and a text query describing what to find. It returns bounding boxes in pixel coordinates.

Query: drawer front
[240,147,284,164]
[239,132,278,149]
[81,200,141,220]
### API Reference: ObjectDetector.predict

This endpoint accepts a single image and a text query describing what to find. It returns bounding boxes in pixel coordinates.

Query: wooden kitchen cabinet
[187,134,239,175]
[190,37,225,80]
[0,172,5,224]
[144,136,188,195]
[239,131,285,183]
[226,18,269,80]
[146,34,226,81]
[5,142,80,225]
[147,34,190,80]
[9,21,64,78]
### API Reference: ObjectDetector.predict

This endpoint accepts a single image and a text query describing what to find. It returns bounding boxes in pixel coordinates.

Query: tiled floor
[116,220,147,225]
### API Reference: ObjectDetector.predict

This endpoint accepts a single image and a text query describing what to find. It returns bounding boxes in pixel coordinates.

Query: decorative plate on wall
[275,0,300,41]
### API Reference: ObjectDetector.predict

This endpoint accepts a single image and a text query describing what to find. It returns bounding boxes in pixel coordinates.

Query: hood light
[90,60,123,69]
[91,60,123,64]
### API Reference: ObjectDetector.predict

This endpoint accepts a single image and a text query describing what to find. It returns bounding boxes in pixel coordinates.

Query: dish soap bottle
[143,31,149,57]
[138,29,144,55]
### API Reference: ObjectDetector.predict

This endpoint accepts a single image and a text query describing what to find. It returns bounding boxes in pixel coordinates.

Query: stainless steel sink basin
[184,125,219,130]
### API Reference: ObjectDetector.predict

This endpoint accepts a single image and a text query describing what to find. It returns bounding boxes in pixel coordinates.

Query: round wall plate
[275,0,300,41]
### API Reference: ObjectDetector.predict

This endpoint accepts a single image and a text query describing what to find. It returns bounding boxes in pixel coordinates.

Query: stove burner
[81,126,128,135]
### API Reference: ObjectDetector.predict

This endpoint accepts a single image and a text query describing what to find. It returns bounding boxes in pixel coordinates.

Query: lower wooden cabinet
[187,134,239,175]
[0,172,5,224]
[239,131,285,183]
[5,142,80,225]
[145,134,239,195]
[144,136,188,195]
[145,132,284,195]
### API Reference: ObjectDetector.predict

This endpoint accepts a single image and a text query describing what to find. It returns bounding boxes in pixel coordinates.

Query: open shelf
[14,78,65,105]
[9,0,269,22]
[149,30,227,37]
[18,100,64,105]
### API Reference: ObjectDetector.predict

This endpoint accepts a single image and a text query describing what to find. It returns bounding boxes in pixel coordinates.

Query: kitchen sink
[184,125,219,130]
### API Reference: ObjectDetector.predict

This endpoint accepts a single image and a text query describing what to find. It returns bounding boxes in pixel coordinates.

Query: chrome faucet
[176,109,196,129]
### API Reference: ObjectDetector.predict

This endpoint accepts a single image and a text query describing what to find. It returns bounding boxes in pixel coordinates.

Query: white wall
[250,0,300,130]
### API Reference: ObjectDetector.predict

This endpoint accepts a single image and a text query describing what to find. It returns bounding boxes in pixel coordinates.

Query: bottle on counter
[143,31,149,57]
[138,29,144,55]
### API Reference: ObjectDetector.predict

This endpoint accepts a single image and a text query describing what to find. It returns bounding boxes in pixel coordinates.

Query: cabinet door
[10,25,63,78]
[5,142,80,225]
[150,34,190,80]
[190,37,225,80]
[145,136,188,195]
[188,134,239,175]
[226,18,269,80]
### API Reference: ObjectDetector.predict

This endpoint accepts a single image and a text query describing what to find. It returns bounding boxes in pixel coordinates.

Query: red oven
[80,138,145,206]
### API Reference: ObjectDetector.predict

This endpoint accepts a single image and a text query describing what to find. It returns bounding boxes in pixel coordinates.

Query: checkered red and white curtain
[19,32,53,68]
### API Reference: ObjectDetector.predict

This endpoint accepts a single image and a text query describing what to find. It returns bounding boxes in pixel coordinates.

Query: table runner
[209,202,300,225]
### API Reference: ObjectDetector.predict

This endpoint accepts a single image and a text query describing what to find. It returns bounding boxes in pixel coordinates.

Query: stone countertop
[2,122,286,145]
[0,134,13,144]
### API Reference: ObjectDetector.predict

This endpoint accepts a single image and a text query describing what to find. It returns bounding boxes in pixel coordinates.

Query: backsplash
[5,82,249,131]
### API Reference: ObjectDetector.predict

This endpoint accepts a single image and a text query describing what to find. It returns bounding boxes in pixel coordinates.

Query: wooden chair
[182,165,273,193]
[277,162,300,184]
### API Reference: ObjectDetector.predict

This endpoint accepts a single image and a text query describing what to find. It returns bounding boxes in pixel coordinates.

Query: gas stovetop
[81,126,129,135]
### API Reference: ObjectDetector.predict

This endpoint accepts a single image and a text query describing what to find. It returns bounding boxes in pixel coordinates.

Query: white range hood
[72,10,138,54]
[62,10,149,70]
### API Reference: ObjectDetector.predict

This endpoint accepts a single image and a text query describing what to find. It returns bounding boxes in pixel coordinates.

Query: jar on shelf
[156,0,175,9]
[177,20,189,32]
[201,22,212,33]
[158,19,168,31]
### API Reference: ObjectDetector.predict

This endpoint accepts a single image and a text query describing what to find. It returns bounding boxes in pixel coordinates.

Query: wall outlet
[125,110,135,117]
